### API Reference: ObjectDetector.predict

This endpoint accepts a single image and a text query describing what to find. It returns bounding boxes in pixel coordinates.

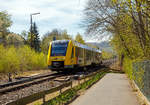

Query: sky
[0,0,89,39]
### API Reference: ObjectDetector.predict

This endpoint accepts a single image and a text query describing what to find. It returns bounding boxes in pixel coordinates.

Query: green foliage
[61,29,72,40]
[17,45,47,70]
[102,51,115,60]
[110,13,145,59]
[34,102,41,105]
[123,57,145,90]
[0,11,12,42]
[86,43,99,49]
[123,57,133,79]
[32,22,40,52]
[41,29,72,54]
[134,67,144,89]
[0,45,47,74]
[21,30,28,40]
[75,33,85,44]
[0,11,12,28]
[46,89,76,105]
[6,33,24,46]
[28,22,41,51]
[0,46,20,73]
[108,0,150,81]
[83,0,150,94]
[83,0,150,59]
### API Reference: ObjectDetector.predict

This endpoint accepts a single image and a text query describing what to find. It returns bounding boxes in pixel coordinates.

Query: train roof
[51,40,101,53]
[51,40,69,44]
[73,41,101,53]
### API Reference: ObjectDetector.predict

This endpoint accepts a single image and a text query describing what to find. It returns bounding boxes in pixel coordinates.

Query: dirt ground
[0,69,51,84]
[109,60,122,71]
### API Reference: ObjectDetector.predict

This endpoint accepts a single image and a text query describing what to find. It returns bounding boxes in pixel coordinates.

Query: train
[47,40,102,71]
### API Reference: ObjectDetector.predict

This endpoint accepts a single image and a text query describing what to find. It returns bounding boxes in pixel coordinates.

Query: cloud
[0,0,87,38]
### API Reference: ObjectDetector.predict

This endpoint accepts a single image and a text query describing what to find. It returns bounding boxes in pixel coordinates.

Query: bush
[0,45,47,74]
[0,45,6,73]
[123,57,133,79]
[102,51,115,60]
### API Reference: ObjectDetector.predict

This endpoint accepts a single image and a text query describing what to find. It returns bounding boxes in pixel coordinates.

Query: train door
[83,49,85,66]
[71,46,75,65]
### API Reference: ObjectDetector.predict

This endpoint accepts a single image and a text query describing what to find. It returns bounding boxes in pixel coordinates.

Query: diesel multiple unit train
[47,40,102,71]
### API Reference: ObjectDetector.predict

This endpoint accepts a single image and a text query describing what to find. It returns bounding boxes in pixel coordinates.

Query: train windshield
[51,41,68,56]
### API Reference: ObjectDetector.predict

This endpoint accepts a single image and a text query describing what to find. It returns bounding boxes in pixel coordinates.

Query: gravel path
[71,73,140,105]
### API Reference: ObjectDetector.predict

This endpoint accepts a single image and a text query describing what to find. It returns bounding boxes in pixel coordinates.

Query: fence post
[84,76,86,82]
[59,86,62,105]
[60,88,62,94]
[43,94,45,104]
[71,81,73,88]
[78,77,80,85]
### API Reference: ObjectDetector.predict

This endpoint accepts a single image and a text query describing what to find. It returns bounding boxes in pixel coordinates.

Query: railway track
[0,72,65,94]
[0,66,105,93]
[0,72,57,88]
[0,60,114,95]
[0,66,109,105]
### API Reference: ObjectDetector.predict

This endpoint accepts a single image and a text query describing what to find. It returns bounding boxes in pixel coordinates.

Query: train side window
[71,47,74,58]
[75,47,78,57]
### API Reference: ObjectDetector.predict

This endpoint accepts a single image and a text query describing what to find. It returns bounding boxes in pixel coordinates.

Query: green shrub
[0,45,47,74]
[102,51,115,60]
[0,46,20,73]
[123,57,133,79]
[17,46,32,70]
[0,45,6,73]
[30,52,47,70]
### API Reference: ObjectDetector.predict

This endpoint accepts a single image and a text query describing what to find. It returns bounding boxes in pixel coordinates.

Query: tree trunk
[8,73,12,82]
[120,54,124,71]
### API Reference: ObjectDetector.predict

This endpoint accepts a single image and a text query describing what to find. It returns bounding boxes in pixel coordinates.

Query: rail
[0,72,58,89]
[0,73,63,94]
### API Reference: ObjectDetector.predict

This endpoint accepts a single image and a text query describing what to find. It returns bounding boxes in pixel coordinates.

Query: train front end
[47,40,74,71]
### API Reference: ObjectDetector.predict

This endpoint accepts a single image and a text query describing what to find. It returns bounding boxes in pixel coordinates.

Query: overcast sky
[0,0,88,39]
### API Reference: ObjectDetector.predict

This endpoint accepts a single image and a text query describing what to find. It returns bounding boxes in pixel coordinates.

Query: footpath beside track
[71,73,140,105]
